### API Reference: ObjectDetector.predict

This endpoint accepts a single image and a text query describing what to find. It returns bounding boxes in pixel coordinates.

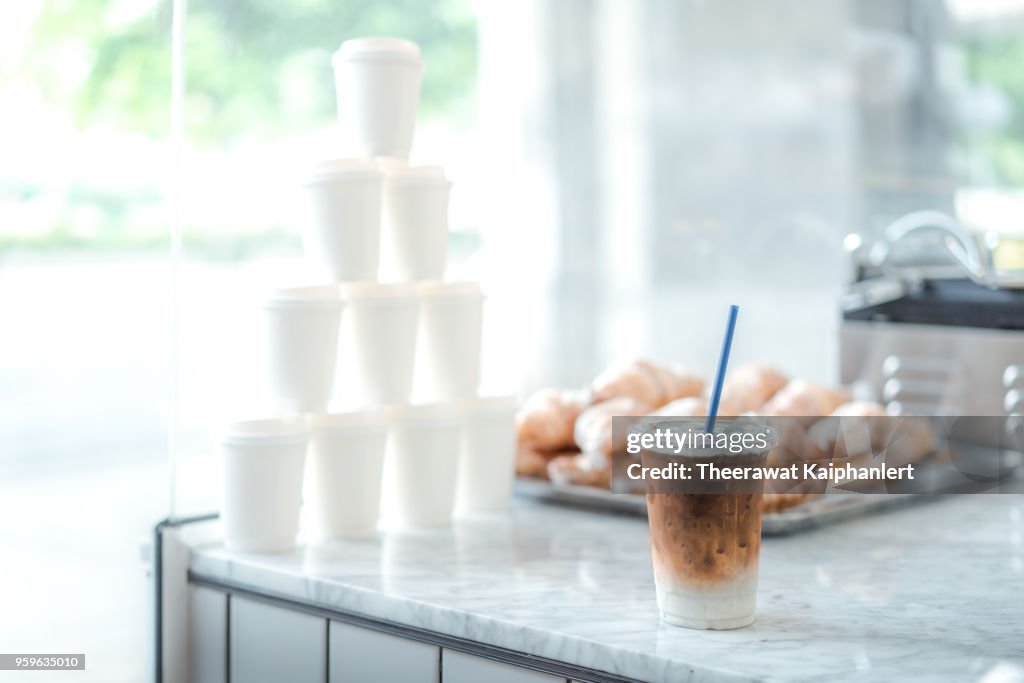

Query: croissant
[591,358,703,408]
[762,379,850,426]
[516,388,588,452]
[547,453,611,489]
[719,363,789,414]
[574,397,653,468]
[650,396,708,418]
[516,444,578,480]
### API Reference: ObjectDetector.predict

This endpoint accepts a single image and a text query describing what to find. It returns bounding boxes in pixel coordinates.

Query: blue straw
[704,304,740,433]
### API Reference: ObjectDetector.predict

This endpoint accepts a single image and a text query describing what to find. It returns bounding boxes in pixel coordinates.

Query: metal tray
[513,478,927,535]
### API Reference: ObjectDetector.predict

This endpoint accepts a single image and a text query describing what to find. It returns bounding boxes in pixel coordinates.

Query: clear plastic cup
[221,417,309,553]
[642,418,777,629]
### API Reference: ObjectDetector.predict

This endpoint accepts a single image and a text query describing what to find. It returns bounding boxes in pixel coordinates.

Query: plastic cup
[641,418,778,630]
[342,283,420,406]
[332,37,424,159]
[221,417,309,553]
[456,396,518,514]
[307,409,390,539]
[300,160,382,282]
[388,402,463,528]
[263,286,344,413]
[416,282,483,400]
[380,166,451,281]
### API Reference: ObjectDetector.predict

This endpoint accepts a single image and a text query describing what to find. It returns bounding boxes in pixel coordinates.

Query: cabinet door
[229,596,326,683]
[329,621,439,683]
[442,650,566,683]
[188,586,226,683]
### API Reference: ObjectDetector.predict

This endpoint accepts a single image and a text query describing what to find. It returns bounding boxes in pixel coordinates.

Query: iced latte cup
[640,418,777,630]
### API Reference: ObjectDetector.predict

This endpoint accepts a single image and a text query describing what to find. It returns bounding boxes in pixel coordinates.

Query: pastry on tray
[762,379,850,427]
[590,358,704,408]
[574,396,653,469]
[514,359,917,516]
[516,388,589,454]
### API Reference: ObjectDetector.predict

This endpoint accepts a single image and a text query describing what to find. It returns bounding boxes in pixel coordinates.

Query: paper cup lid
[342,282,418,302]
[462,395,518,416]
[417,281,482,299]
[333,37,422,65]
[310,408,390,431]
[302,159,380,184]
[264,285,343,309]
[394,401,463,423]
[374,157,409,174]
[385,165,449,186]
[221,417,308,445]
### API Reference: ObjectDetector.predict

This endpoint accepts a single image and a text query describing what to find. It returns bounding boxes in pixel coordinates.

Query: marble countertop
[185,495,1024,682]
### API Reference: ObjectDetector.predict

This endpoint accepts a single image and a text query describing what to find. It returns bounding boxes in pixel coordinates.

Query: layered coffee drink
[640,419,776,629]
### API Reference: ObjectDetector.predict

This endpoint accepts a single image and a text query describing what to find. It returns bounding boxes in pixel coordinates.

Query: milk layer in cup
[221,417,309,553]
[300,160,382,282]
[332,38,423,159]
[263,286,343,413]
[646,488,763,629]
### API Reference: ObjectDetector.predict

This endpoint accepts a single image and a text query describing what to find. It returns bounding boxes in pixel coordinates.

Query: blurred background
[2,0,1024,680]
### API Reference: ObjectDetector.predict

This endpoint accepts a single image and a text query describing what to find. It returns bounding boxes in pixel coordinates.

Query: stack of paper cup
[332,37,424,159]
[380,166,451,282]
[456,396,518,514]
[263,286,344,413]
[308,409,390,538]
[220,37,519,556]
[417,282,484,400]
[221,418,309,553]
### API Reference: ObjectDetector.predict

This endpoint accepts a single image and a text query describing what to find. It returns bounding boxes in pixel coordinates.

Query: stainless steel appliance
[841,212,1024,445]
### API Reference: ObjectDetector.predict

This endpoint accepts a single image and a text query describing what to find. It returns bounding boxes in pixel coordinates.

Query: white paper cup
[456,396,518,514]
[416,281,483,400]
[300,160,382,282]
[308,409,390,538]
[380,166,451,281]
[388,402,463,528]
[332,37,423,159]
[221,417,309,553]
[342,283,420,405]
[264,286,344,413]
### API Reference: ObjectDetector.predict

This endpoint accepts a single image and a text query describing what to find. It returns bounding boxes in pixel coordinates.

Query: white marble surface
[185,496,1024,682]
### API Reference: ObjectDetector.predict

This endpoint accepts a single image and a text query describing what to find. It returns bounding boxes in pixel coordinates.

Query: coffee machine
[840,211,1024,446]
